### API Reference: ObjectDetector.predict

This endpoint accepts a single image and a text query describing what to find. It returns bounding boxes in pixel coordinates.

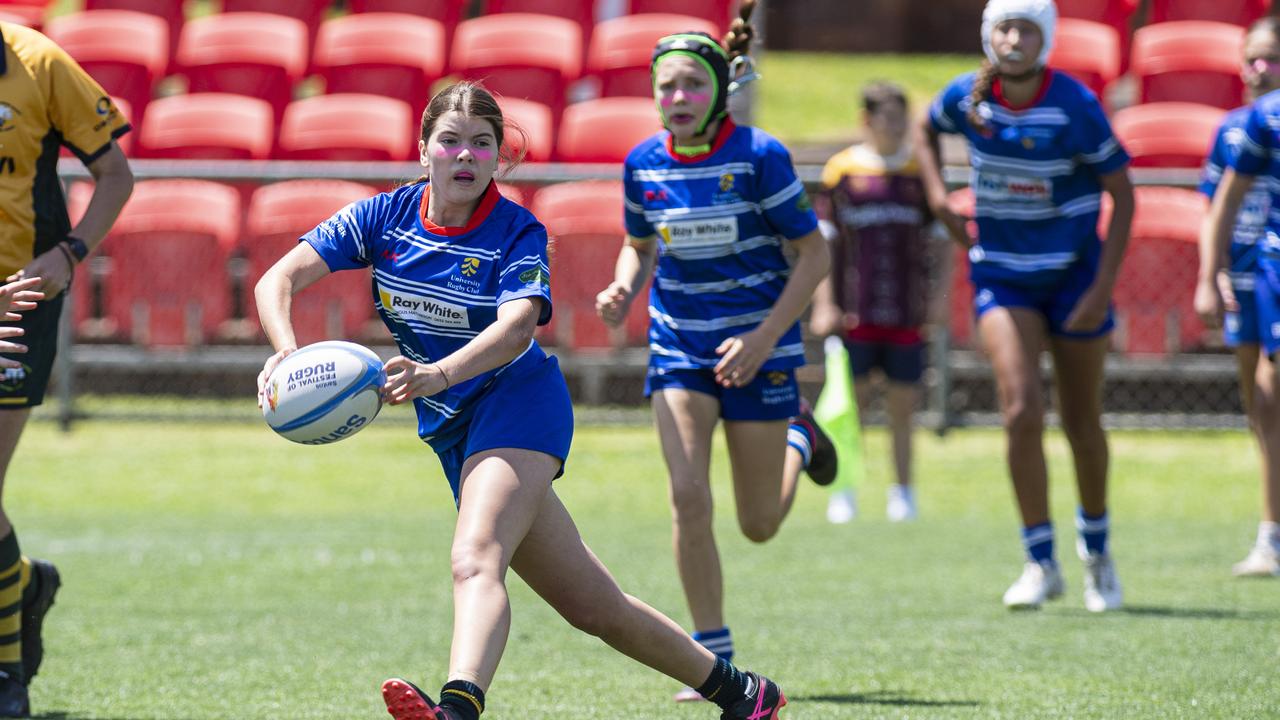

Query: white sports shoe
[1002,561,1065,609]
[1232,544,1280,577]
[1078,542,1123,612]
[886,484,917,522]
[826,488,857,524]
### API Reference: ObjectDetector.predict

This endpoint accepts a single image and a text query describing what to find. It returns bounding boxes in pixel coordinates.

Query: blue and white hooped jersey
[1227,87,1280,268]
[1201,106,1269,293]
[623,119,819,373]
[930,70,1130,288]
[303,181,553,446]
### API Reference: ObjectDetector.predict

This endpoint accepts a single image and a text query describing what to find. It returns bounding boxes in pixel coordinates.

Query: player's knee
[738,512,781,544]
[449,538,502,586]
[1002,399,1043,439]
[670,483,714,529]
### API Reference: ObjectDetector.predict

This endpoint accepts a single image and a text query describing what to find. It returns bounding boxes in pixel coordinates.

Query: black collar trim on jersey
[0,27,8,76]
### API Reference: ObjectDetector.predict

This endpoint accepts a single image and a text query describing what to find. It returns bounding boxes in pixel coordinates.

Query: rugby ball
[262,341,386,445]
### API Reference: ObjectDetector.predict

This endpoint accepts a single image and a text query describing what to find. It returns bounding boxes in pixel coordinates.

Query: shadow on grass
[793,690,981,708]
[1060,604,1280,621]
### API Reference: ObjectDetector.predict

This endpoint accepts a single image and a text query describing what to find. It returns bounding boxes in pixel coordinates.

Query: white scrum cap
[981,0,1057,67]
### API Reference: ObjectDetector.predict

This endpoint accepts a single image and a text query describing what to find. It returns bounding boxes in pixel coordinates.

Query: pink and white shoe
[381,678,456,720]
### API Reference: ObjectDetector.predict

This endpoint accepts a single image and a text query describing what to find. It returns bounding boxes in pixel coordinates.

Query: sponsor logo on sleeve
[518,266,549,287]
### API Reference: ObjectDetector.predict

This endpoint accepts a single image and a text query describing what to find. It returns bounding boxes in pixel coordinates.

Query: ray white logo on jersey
[379,286,470,329]
[659,217,739,247]
[286,362,338,393]
[974,172,1052,202]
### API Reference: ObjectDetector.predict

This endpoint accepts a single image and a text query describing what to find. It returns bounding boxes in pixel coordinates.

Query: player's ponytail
[722,0,755,61]
[966,60,998,135]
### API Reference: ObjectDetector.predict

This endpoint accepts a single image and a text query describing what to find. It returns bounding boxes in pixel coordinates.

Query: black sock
[0,532,22,681]
[696,657,753,710]
[438,679,484,720]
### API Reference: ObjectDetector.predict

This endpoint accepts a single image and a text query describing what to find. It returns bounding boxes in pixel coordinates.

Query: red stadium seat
[245,180,379,344]
[277,94,415,162]
[627,0,736,25]
[556,97,661,162]
[1132,21,1245,109]
[496,97,553,163]
[222,0,328,39]
[485,0,594,44]
[99,180,241,346]
[944,188,977,350]
[495,182,530,207]
[1102,186,1209,354]
[0,0,47,27]
[1048,18,1121,101]
[44,10,168,127]
[313,13,446,104]
[138,93,273,160]
[84,0,183,58]
[450,14,582,119]
[1110,102,1226,168]
[1057,0,1138,71]
[532,180,647,349]
[588,13,721,97]
[1150,0,1268,25]
[176,12,308,121]
[348,0,463,41]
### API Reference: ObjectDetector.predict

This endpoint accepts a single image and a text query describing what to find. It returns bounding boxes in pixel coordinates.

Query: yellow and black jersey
[0,22,129,278]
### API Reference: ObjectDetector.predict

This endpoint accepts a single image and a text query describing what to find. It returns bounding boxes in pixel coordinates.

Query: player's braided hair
[722,0,755,60]
[966,60,999,135]
[413,81,527,183]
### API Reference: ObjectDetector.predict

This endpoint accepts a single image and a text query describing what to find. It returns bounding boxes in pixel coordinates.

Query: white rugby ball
[262,341,386,445]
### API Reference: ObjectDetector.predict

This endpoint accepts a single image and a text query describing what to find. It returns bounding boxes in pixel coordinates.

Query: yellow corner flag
[813,336,865,491]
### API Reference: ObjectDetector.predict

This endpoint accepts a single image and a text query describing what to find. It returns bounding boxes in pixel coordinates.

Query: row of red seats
[66,179,646,350]
[947,186,1209,356]
[69,177,1214,357]
[119,92,660,163]
[1059,0,1269,73]
[0,0,739,40]
[1052,18,1248,109]
[40,8,722,132]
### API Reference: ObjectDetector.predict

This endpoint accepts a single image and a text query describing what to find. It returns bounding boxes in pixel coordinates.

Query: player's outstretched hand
[257,347,296,409]
[0,276,43,320]
[595,282,632,328]
[1193,273,1232,330]
[0,326,27,369]
[714,328,775,388]
[1063,282,1112,334]
[382,356,448,405]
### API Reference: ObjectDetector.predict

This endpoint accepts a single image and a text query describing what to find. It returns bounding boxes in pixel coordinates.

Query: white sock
[1260,521,1280,550]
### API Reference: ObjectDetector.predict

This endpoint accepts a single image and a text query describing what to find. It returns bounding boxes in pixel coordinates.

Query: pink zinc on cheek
[470,147,495,162]
[432,145,458,158]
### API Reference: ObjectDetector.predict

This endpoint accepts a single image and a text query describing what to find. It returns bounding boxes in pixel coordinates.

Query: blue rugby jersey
[302,181,553,446]
[1202,106,1269,294]
[623,119,820,373]
[1227,87,1280,269]
[929,70,1130,288]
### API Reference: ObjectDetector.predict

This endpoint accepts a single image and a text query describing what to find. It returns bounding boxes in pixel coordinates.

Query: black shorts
[846,338,925,384]
[0,294,63,408]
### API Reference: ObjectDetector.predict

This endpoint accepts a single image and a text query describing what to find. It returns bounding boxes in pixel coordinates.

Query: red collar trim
[992,69,1054,110]
[666,118,737,164]
[419,180,500,236]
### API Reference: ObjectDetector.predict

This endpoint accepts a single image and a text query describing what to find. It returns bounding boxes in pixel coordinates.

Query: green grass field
[757,53,979,145]
[10,415,1278,719]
